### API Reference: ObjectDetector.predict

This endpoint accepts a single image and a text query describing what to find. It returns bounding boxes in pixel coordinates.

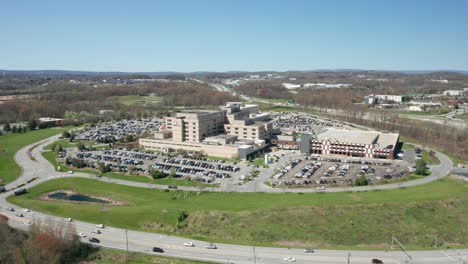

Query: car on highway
[91,229,101,234]
[205,243,217,249]
[168,185,178,189]
[283,256,296,262]
[96,224,105,228]
[6,207,15,212]
[22,208,31,213]
[152,247,164,253]
[89,237,100,243]
[304,248,315,253]
[371,259,384,264]
[16,213,24,217]
[77,232,87,237]
[64,218,73,222]
[184,242,195,247]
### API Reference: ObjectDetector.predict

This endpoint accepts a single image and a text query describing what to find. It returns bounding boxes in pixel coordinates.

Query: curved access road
[1,134,466,264]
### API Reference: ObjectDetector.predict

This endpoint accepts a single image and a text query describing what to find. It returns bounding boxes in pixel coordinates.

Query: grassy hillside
[0,128,70,184]
[8,177,468,249]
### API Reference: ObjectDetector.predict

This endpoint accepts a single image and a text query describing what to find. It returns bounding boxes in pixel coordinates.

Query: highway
[0,135,466,264]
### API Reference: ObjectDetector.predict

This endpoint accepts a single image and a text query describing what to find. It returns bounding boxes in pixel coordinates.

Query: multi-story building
[165,111,225,143]
[300,129,399,160]
[139,102,272,159]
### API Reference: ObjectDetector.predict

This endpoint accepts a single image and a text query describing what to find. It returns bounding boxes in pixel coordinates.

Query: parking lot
[269,111,353,135]
[76,118,164,142]
[66,149,249,185]
[270,155,410,188]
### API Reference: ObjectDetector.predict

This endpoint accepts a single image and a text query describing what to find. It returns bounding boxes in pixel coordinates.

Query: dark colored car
[371,259,384,264]
[152,247,164,253]
[14,188,27,196]
[89,237,100,243]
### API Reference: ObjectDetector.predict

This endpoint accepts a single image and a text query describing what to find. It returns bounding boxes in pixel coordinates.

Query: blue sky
[1,0,468,72]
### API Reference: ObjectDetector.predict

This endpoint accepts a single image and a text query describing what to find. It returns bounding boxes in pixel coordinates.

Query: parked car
[91,229,101,234]
[96,224,105,228]
[0,186,5,193]
[168,185,178,189]
[184,242,195,247]
[77,232,87,237]
[24,221,33,226]
[371,259,384,264]
[89,237,100,243]
[6,207,15,212]
[16,213,24,217]
[152,247,164,253]
[22,208,31,213]
[64,218,73,222]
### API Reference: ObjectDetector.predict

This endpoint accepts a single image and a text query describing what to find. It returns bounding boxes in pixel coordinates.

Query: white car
[64,218,73,222]
[6,207,15,212]
[316,186,325,191]
[91,229,101,234]
[96,224,105,229]
[67,170,74,174]
[22,208,31,213]
[184,242,195,247]
[77,232,87,237]
[24,221,33,226]
[283,256,296,262]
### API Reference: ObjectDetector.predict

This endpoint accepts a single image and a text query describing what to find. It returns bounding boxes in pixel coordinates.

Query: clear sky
[1,0,468,72]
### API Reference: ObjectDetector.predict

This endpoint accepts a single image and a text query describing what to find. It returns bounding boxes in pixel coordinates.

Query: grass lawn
[110,95,163,107]
[8,177,468,250]
[90,248,212,264]
[401,143,415,150]
[422,151,441,165]
[0,127,71,184]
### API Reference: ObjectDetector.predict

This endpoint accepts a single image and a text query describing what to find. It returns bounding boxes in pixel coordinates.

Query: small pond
[48,192,109,203]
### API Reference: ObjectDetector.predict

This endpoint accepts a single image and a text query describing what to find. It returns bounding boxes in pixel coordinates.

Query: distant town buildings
[443,89,468,97]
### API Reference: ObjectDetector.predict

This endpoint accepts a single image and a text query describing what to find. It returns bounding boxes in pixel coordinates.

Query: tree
[415,159,428,175]
[11,125,17,133]
[3,123,10,132]
[354,174,368,186]
[150,168,166,179]
[99,163,112,174]
[28,119,38,131]
[77,142,86,151]
[69,132,75,142]
[62,130,71,138]
[54,144,63,154]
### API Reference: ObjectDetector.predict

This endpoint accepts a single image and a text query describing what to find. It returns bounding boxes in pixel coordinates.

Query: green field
[0,128,70,184]
[8,177,468,249]
[110,95,163,106]
[91,248,211,264]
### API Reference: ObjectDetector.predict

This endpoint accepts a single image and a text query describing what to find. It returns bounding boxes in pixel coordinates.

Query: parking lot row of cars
[162,157,239,173]
[76,119,164,141]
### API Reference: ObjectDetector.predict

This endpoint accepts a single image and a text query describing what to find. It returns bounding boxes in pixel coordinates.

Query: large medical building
[300,129,399,160]
[139,102,272,159]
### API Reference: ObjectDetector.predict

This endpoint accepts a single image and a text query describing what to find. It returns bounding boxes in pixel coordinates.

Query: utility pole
[253,246,256,264]
[125,229,129,261]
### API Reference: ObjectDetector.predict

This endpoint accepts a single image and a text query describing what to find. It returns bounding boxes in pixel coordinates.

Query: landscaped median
[8,176,468,250]
[0,127,72,185]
